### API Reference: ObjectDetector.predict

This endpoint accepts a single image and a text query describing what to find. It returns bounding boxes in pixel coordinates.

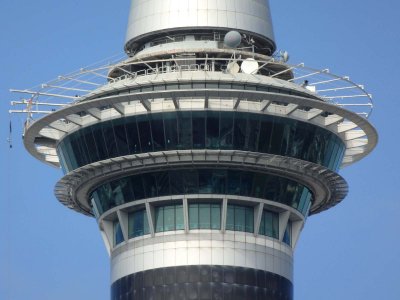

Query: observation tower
[10,0,377,299]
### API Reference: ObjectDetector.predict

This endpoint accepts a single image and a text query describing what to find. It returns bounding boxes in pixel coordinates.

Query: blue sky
[1,0,399,299]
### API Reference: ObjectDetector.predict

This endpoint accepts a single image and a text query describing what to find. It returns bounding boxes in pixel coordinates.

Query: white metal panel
[110,232,294,283]
[125,0,275,48]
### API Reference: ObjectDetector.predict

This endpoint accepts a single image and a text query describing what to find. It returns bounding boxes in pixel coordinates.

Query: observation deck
[13,52,376,171]
[10,1,378,298]
[10,48,377,236]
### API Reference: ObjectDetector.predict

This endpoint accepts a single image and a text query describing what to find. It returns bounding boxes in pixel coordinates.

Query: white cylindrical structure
[125,0,276,54]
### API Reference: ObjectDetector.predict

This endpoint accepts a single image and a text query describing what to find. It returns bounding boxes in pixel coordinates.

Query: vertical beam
[117,210,129,242]
[286,104,299,115]
[183,197,189,233]
[233,98,241,109]
[254,203,264,237]
[87,108,102,120]
[278,211,290,242]
[91,198,101,221]
[291,220,304,249]
[221,198,228,233]
[102,220,114,249]
[100,230,111,256]
[172,97,179,109]
[145,202,155,237]
[65,115,83,126]
[112,103,125,115]
[260,100,271,112]
[307,109,323,121]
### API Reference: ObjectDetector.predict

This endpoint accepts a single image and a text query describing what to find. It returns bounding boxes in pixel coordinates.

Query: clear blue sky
[1,0,399,299]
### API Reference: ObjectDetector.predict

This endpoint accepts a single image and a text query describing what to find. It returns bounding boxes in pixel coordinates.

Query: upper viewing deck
[9,49,376,171]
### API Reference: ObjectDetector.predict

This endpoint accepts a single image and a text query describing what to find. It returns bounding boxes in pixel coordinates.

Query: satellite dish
[227,61,240,74]
[241,58,259,74]
[224,31,242,48]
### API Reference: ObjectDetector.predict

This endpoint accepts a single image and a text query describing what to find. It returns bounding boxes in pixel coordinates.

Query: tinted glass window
[155,204,184,233]
[206,111,220,149]
[226,205,254,233]
[137,115,153,152]
[164,113,178,150]
[128,209,150,238]
[112,118,129,156]
[150,116,165,151]
[91,169,313,216]
[114,220,124,246]
[283,221,292,246]
[60,112,345,174]
[111,266,294,300]
[189,202,221,230]
[259,210,279,239]
[193,111,205,149]
[125,117,140,153]
[177,111,192,149]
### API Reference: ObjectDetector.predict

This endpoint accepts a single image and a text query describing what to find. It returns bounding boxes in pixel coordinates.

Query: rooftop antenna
[224,31,242,72]
[7,119,12,148]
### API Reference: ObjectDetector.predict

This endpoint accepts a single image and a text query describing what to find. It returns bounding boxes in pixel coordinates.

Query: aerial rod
[310,76,350,86]
[80,68,112,80]
[58,76,101,86]
[11,100,67,107]
[337,103,374,107]
[41,84,91,93]
[9,109,54,114]
[288,69,329,82]
[270,63,304,78]
[10,89,79,100]
[317,85,363,92]
[323,94,372,99]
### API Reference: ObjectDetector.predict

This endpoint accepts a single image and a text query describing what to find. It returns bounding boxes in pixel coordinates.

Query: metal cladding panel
[125,0,275,47]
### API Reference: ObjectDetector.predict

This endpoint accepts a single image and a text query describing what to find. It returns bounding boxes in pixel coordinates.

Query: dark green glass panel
[142,173,157,198]
[189,204,199,229]
[164,113,178,150]
[206,111,220,149]
[283,222,292,246]
[226,205,235,231]
[233,114,247,150]
[130,176,144,200]
[219,112,234,149]
[155,206,164,232]
[60,111,345,174]
[175,205,184,230]
[245,207,254,233]
[199,203,211,229]
[112,118,129,156]
[156,171,170,197]
[163,206,175,231]
[211,204,221,229]
[170,170,184,194]
[177,111,192,149]
[82,126,100,162]
[258,118,274,153]
[137,115,153,152]
[246,114,260,152]
[193,111,205,149]
[125,117,140,153]
[114,221,124,246]
[151,116,165,151]
[128,209,150,238]
[91,169,313,217]
[199,170,213,193]
[102,121,119,158]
